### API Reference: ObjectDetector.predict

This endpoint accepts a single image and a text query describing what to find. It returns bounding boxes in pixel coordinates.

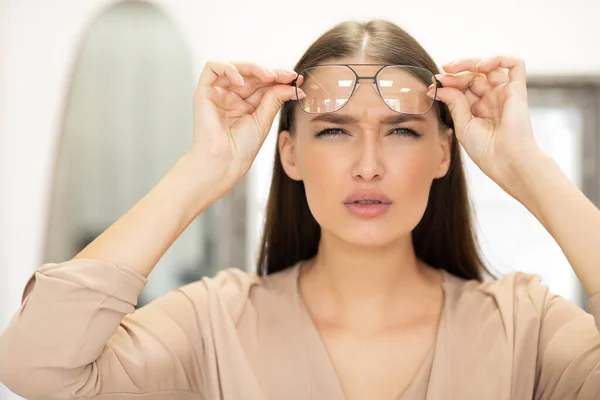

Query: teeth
[355,200,382,204]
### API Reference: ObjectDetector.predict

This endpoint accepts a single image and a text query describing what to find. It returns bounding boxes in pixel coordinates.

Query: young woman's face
[279,61,452,248]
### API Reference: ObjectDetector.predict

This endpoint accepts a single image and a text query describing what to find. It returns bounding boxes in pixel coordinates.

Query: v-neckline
[291,261,450,400]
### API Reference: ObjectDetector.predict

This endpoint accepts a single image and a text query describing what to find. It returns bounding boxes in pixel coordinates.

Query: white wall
[1,0,599,397]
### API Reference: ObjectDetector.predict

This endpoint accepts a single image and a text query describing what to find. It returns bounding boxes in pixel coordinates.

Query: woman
[1,19,600,400]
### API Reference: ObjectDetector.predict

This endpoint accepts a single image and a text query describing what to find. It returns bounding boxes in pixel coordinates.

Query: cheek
[384,144,439,225]
[387,143,439,193]
[294,137,353,233]
[297,140,347,205]
[294,135,443,244]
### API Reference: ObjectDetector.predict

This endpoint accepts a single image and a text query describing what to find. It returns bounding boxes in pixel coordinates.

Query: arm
[533,275,600,399]
[74,153,224,277]
[509,153,600,297]
[0,152,219,399]
[0,62,300,399]
[76,60,300,277]
[435,56,600,398]
[0,258,204,400]
[511,154,600,399]
[436,56,600,296]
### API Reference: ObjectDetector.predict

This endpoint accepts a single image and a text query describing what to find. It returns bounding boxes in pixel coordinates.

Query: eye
[315,128,349,138]
[390,127,422,138]
[315,127,422,138]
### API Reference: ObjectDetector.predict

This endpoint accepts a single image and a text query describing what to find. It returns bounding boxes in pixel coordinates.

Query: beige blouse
[1,258,600,399]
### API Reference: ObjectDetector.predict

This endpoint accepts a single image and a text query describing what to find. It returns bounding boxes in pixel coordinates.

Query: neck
[301,230,434,327]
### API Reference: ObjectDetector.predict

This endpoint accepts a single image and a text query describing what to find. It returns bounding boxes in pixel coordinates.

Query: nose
[351,133,385,181]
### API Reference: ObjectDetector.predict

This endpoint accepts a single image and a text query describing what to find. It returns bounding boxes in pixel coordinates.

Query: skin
[278,58,451,399]
[436,56,600,300]
[73,54,600,400]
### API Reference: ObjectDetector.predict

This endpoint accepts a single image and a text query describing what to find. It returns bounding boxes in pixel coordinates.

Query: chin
[344,235,399,249]
[331,222,413,249]
[311,204,425,250]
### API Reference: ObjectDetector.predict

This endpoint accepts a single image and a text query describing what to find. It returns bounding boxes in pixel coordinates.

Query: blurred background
[1,0,599,398]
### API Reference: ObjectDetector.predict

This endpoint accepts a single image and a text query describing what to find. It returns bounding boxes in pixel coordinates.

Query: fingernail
[434,74,444,80]
[426,89,436,99]
[285,69,297,76]
[443,61,454,67]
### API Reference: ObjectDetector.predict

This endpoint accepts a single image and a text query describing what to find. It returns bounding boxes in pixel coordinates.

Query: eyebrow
[310,113,427,125]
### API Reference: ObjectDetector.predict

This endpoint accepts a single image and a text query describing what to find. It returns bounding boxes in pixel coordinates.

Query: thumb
[431,87,473,136]
[253,85,305,139]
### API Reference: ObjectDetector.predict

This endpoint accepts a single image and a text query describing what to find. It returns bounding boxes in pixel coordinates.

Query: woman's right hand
[191,61,305,188]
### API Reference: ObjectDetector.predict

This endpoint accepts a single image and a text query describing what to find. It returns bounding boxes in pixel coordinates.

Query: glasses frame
[291,63,442,115]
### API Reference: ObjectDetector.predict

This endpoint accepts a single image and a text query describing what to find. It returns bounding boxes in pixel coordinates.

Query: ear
[278,130,302,181]
[434,127,453,179]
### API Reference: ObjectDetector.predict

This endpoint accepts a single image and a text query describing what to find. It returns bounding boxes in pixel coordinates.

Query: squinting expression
[279,61,452,248]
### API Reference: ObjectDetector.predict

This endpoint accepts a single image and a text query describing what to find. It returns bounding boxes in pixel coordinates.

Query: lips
[343,190,392,218]
[344,190,392,205]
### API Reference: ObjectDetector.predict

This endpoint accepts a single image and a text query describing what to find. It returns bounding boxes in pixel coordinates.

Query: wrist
[170,153,235,213]
[504,151,561,212]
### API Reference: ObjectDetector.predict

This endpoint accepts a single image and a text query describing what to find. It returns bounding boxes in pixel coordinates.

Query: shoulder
[448,269,549,301]
[444,269,554,322]
[175,264,300,324]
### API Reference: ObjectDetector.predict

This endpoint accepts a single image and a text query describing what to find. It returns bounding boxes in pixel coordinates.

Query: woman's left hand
[428,56,542,193]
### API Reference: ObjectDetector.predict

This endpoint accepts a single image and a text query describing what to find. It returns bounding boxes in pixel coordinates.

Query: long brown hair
[257,19,491,281]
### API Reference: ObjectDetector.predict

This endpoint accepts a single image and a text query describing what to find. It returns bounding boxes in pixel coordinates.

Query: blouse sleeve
[532,274,600,399]
[0,258,208,400]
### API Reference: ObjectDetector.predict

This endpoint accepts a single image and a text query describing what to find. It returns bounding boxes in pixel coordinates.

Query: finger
[273,68,299,84]
[245,86,307,110]
[198,61,244,91]
[244,87,269,109]
[465,89,480,108]
[441,58,483,74]
[213,62,274,88]
[471,99,493,120]
[214,70,297,90]
[229,62,278,83]
[253,85,306,141]
[428,87,473,139]
[217,64,296,86]
[436,73,492,99]
[213,67,298,97]
[475,56,526,85]
[486,68,509,86]
[217,89,256,115]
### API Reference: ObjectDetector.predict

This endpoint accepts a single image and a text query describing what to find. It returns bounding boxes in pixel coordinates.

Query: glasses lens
[377,66,434,114]
[297,66,356,113]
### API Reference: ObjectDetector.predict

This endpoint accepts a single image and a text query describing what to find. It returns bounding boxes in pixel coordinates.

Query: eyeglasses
[291,64,441,115]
